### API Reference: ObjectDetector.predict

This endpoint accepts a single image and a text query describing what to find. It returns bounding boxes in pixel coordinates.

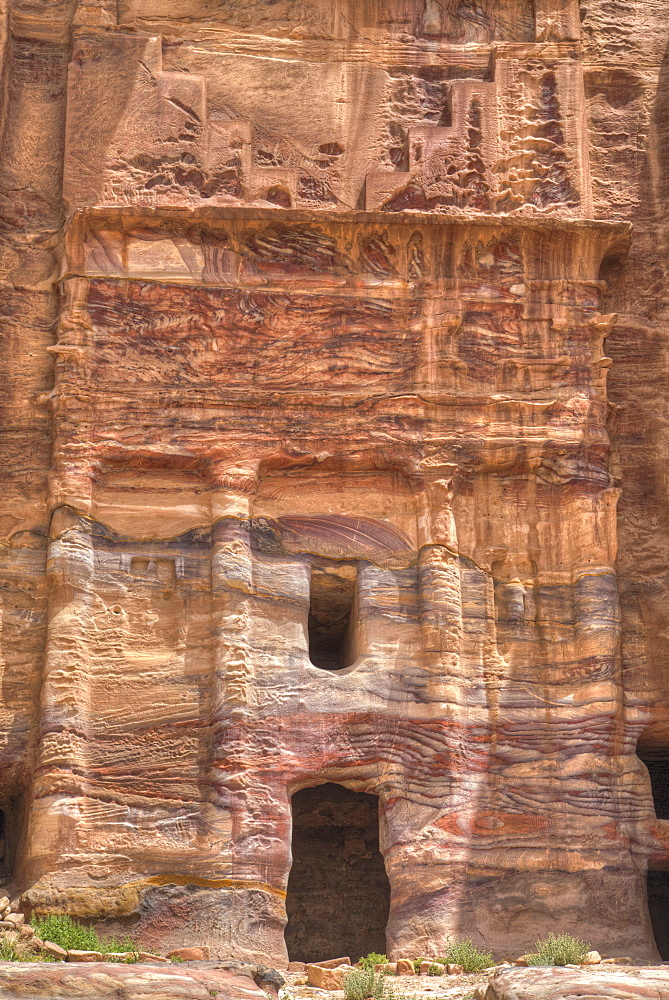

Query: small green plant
[31,914,137,957]
[411,958,424,974]
[343,968,389,1000]
[0,939,19,961]
[0,938,58,963]
[426,964,443,976]
[107,949,139,964]
[171,956,184,963]
[437,939,493,973]
[32,914,98,952]
[0,939,33,962]
[524,932,589,967]
[358,953,387,972]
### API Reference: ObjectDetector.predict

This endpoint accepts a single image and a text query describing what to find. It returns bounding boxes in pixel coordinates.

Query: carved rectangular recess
[130,556,177,585]
[308,560,358,671]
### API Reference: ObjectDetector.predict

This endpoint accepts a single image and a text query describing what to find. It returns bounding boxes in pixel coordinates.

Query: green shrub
[31,914,136,957]
[32,915,98,952]
[343,969,389,1000]
[426,964,443,976]
[437,940,493,973]
[411,959,424,974]
[524,932,589,967]
[358,953,388,972]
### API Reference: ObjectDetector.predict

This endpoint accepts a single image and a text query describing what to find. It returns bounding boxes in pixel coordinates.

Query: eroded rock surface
[0,0,667,969]
[483,966,669,1000]
[0,963,269,1000]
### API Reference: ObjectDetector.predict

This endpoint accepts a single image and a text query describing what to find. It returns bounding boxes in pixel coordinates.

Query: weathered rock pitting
[0,0,667,968]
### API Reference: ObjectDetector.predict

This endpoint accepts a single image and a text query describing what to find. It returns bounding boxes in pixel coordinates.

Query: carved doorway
[638,750,669,957]
[648,869,669,959]
[285,783,390,963]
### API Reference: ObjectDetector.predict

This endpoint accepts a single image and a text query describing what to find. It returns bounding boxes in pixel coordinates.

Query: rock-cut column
[385,470,470,957]
[189,462,289,962]
[0,0,79,854]
[21,497,96,889]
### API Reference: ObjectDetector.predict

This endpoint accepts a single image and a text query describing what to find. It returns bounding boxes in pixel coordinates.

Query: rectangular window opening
[308,561,357,671]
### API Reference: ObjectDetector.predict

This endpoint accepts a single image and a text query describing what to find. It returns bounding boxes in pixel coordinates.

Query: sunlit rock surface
[483,966,669,1000]
[0,0,668,967]
[0,962,270,1000]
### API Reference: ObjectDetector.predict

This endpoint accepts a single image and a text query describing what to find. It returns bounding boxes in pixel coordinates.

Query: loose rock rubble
[284,958,669,1000]
[307,964,357,989]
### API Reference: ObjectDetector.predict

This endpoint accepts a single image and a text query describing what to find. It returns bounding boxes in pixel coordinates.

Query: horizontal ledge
[71,205,632,238]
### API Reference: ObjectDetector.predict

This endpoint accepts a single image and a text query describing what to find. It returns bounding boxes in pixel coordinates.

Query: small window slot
[308,561,357,671]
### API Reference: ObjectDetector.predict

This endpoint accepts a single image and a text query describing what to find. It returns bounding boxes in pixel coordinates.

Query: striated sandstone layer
[0,0,668,968]
[0,962,270,1000]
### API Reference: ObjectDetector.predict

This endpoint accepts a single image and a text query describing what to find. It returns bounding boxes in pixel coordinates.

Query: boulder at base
[483,966,669,999]
[0,962,271,1000]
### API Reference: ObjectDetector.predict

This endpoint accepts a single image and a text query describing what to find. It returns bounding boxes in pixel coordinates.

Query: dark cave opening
[638,752,669,819]
[308,561,357,670]
[638,751,669,957]
[648,870,669,959]
[285,783,390,964]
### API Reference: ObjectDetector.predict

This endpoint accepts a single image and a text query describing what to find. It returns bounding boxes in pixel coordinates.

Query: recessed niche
[130,556,177,585]
[308,560,357,671]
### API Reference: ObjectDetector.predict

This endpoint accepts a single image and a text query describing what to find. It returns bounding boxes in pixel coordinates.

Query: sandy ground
[280,963,669,1000]
[281,970,490,1000]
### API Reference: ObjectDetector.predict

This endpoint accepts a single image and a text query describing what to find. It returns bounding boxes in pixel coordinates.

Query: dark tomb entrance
[285,783,390,963]
[638,749,669,956]
[648,869,669,959]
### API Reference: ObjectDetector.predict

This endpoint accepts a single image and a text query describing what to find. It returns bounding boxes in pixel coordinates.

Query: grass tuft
[524,932,590,967]
[343,968,390,1000]
[437,939,493,973]
[31,914,137,959]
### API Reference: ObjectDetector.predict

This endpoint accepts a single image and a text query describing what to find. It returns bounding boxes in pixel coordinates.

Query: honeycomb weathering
[0,0,668,966]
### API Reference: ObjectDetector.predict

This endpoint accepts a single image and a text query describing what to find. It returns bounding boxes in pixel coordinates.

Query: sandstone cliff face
[0,0,667,967]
